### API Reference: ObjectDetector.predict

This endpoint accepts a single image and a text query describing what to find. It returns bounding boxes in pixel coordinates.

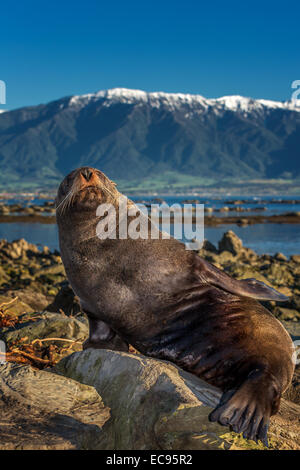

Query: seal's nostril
[81,169,93,181]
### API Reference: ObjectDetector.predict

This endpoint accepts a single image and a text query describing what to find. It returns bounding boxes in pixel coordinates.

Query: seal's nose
[81,168,93,181]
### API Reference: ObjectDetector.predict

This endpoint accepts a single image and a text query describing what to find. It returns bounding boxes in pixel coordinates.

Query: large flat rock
[56,349,229,450]
[0,349,299,450]
[57,349,300,450]
[0,362,110,450]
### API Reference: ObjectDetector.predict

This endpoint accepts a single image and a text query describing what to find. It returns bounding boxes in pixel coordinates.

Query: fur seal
[56,167,295,446]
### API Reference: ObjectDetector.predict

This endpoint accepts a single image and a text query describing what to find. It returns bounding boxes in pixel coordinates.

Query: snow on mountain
[68,87,300,114]
[68,88,209,111]
[215,95,300,112]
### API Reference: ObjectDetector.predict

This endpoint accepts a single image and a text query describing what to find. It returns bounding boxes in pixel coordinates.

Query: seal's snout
[77,167,100,190]
[81,168,93,182]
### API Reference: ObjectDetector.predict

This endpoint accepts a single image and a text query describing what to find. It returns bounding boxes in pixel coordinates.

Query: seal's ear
[194,255,289,302]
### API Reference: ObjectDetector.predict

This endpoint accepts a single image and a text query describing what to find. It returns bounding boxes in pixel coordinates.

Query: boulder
[0,349,299,450]
[0,238,40,259]
[56,349,300,450]
[218,230,243,256]
[4,288,51,312]
[1,312,88,346]
[216,250,235,264]
[56,349,230,450]
[267,263,295,286]
[0,362,110,450]
[281,320,300,340]
[0,294,34,317]
[0,266,10,287]
[284,368,300,405]
[201,239,218,253]
[274,307,300,322]
[274,252,288,262]
[237,218,249,226]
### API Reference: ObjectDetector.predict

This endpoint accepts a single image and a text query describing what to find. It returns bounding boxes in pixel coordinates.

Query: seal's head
[55,166,117,216]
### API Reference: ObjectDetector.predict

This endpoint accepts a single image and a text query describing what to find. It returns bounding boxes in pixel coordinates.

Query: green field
[1,171,300,196]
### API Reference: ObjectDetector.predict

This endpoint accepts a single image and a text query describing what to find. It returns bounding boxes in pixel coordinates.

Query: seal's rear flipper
[208,369,281,447]
[196,256,289,301]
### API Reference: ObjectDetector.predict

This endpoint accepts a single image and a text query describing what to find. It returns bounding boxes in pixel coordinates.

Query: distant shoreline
[1,212,300,226]
[1,181,300,199]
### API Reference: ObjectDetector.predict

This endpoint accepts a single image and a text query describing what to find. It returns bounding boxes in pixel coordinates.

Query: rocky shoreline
[0,232,299,449]
[1,200,300,226]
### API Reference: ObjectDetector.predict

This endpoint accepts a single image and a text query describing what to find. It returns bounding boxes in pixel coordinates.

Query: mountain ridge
[0,87,300,190]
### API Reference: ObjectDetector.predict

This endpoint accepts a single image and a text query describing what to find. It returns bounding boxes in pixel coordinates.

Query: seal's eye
[66,175,72,186]
[63,175,74,191]
[58,176,72,198]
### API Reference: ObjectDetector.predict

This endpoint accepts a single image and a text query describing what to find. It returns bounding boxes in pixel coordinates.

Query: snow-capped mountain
[0,88,299,187]
[68,88,300,113]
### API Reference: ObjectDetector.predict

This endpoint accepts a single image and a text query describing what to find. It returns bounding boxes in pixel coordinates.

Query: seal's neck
[57,210,100,248]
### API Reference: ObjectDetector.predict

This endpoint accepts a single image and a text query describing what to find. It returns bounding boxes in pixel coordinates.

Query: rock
[280,320,300,340]
[238,246,257,261]
[237,218,249,226]
[218,230,243,256]
[226,266,272,287]
[4,288,51,312]
[0,206,10,214]
[216,251,235,263]
[0,362,110,449]
[57,349,300,450]
[274,252,288,262]
[201,239,218,253]
[34,264,66,277]
[0,267,11,287]
[284,368,300,405]
[56,349,230,450]
[274,286,293,298]
[274,307,300,322]
[290,295,300,312]
[267,263,295,286]
[0,238,40,260]
[1,312,88,346]
[222,398,300,450]
[291,255,300,264]
[285,212,300,217]
[23,207,36,215]
[0,294,34,317]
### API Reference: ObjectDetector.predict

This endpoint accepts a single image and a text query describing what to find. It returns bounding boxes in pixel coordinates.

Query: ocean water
[0,195,299,255]
[0,221,299,256]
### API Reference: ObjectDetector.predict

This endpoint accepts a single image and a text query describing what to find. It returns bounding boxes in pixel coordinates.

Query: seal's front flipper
[195,256,289,302]
[208,369,281,447]
[83,313,129,352]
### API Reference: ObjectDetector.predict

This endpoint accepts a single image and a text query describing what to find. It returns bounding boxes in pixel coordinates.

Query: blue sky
[0,0,300,110]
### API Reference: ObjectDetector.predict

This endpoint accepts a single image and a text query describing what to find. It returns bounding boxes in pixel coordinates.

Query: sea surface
[0,195,299,256]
